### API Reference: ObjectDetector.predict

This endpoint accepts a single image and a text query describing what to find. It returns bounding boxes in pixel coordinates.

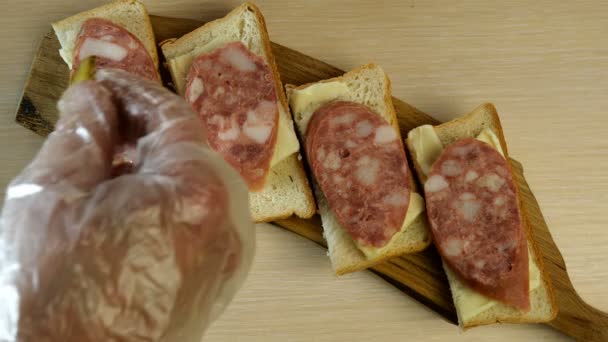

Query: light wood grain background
[1,0,606,340]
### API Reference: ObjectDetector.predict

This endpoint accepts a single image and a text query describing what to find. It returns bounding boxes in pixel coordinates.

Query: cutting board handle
[516,164,608,341]
[541,249,608,341]
[549,291,608,341]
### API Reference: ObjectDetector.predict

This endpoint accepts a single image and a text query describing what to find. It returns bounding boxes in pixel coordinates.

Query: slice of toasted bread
[160,3,315,222]
[52,0,158,70]
[406,103,557,328]
[287,64,431,275]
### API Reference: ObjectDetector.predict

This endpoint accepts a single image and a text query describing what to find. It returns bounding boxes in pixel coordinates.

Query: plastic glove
[0,69,255,342]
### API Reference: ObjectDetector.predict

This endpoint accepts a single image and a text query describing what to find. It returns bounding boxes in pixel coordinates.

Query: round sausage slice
[185,42,279,191]
[73,18,158,81]
[306,101,410,248]
[425,138,530,310]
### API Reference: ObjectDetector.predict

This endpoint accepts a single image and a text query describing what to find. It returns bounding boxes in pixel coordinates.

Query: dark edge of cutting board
[14,14,608,341]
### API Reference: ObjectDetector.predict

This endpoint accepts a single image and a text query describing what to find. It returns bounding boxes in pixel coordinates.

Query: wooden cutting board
[14,15,608,341]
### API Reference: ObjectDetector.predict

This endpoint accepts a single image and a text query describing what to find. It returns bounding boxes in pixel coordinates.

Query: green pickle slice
[70,56,96,85]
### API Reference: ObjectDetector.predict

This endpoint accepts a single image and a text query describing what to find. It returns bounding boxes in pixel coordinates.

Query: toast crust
[249,154,316,222]
[332,216,431,275]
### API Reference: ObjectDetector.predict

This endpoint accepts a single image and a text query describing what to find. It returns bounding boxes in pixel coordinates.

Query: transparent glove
[0,69,255,341]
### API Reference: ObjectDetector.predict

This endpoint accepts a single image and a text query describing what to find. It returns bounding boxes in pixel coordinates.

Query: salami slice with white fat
[185,42,279,191]
[72,18,158,81]
[306,101,410,248]
[424,138,529,310]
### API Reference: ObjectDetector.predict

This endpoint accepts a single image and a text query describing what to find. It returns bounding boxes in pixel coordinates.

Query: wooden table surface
[1,0,606,340]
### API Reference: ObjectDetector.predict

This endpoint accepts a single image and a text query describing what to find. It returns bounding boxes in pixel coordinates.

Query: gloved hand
[0,69,255,342]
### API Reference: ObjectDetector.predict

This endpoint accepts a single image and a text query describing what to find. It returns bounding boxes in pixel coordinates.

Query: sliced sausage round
[425,138,530,310]
[306,101,410,248]
[73,18,158,81]
[185,42,279,191]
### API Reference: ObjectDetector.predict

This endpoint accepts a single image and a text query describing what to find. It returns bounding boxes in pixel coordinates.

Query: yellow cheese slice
[408,125,540,319]
[449,246,541,322]
[288,81,350,134]
[407,125,444,176]
[166,39,299,168]
[476,128,505,158]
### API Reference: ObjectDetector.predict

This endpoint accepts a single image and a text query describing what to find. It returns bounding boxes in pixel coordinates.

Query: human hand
[0,69,254,341]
